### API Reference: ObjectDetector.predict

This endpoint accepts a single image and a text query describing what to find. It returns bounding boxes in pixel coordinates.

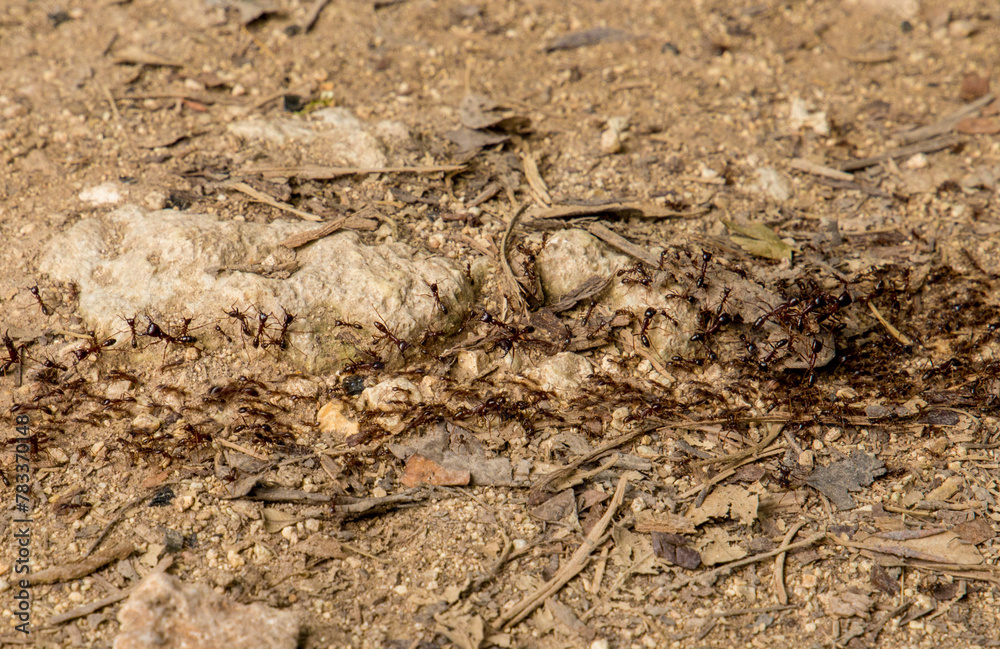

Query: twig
[499,203,530,313]
[279,216,348,248]
[679,446,785,500]
[774,522,806,605]
[45,556,173,627]
[101,84,121,122]
[217,437,270,461]
[868,302,914,345]
[532,202,707,220]
[710,603,798,618]
[896,94,995,145]
[692,422,785,468]
[30,541,135,585]
[669,532,827,590]
[248,164,466,180]
[301,0,332,32]
[788,158,854,182]
[222,181,323,222]
[586,223,659,267]
[85,493,152,557]
[495,476,629,629]
[521,152,552,206]
[837,134,960,172]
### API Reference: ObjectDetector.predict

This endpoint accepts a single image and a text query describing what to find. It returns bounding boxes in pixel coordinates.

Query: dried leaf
[956,116,1000,134]
[686,484,759,525]
[860,530,983,565]
[870,564,899,595]
[697,527,747,566]
[722,220,796,260]
[435,613,485,649]
[262,508,299,534]
[293,535,346,560]
[401,454,471,487]
[634,510,698,535]
[445,128,510,152]
[952,518,996,545]
[651,532,702,569]
[611,527,659,576]
[819,591,873,618]
[805,451,886,510]
[531,489,577,522]
[543,27,629,52]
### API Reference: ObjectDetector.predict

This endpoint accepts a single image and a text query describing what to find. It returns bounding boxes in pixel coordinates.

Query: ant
[479,311,548,358]
[334,319,364,330]
[143,317,196,345]
[695,251,712,289]
[121,315,141,349]
[345,348,385,373]
[265,309,295,350]
[371,309,410,355]
[224,305,255,339]
[581,299,598,327]
[638,307,657,347]
[26,286,50,316]
[803,338,824,386]
[71,332,117,362]
[428,283,448,315]
[1,331,20,374]
[252,310,269,348]
[617,262,653,287]
[758,338,791,371]
[690,288,735,359]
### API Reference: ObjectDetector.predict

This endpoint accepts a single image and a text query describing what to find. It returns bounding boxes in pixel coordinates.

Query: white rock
[749,167,792,202]
[39,206,472,371]
[788,98,830,136]
[79,182,122,205]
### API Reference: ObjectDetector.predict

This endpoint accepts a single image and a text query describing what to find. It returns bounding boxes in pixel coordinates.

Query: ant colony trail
[2,1,1000,647]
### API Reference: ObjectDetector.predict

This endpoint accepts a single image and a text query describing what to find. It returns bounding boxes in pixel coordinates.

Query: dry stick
[45,556,173,627]
[531,424,660,495]
[521,152,552,206]
[86,492,154,557]
[280,216,348,249]
[30,541,135,585]
[494,476,629,630]
[788,158,854,182]
[868,302,914,345]
[533,202,708,220]
[679,446,785,500]
[587,223,660,267]
[301,0,332,32]
[670,532,827,590]
[837,134,960,172]
[896,93,995,145]
[774,522,806,605]
[222,181,323,222]
[217,437,270,461]
[499,203,530,314]
[692,422,785,468]
[249,164,466,180]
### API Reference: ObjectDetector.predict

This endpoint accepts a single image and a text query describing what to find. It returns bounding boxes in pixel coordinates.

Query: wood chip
[280,216,348,248]
[222,181,323,222]
[521,153,552,206]
[248,164,465,180]
[837,134,960,172]
[532,202,705,220]
[586,223,659,267]
[29,541,135,585]
[896,94,995,145]
[788,158,854,182]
